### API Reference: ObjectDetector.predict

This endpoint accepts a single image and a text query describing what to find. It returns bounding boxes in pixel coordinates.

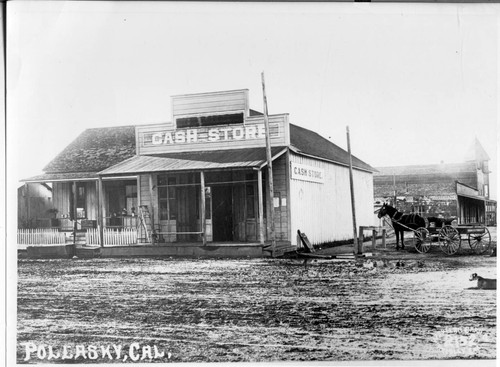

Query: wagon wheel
[468,226,491,255]
[413,227,431,254]
[439,225,461,255]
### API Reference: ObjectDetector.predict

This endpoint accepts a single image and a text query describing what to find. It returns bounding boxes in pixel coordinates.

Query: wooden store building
[20,89,375,257]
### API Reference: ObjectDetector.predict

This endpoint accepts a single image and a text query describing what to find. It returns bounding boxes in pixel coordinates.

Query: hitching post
[261,72,276,256]
[346,126,359,254]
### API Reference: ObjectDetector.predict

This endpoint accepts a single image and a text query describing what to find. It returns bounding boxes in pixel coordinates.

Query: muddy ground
[17,242,496,363]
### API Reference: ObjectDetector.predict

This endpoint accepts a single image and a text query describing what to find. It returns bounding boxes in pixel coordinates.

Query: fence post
[382,229,386,248]
[357,226,364,255]
[372,229,376,249]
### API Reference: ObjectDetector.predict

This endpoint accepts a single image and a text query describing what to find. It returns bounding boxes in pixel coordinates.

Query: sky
[6,1,499,199]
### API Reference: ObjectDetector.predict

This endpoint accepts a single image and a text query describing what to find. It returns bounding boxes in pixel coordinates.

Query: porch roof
[99,147,287,176]
[21,171,99,183]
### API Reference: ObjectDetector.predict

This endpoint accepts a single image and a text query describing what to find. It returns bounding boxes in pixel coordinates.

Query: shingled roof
[375,162,477,177]
[43,125,136,173]
[32,122,373,179]
[289,124,374,172]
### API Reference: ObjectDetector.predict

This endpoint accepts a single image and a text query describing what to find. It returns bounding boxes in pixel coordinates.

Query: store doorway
[211,185,233,241]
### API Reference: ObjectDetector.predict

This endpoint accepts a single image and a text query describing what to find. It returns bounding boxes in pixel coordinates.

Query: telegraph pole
[393,174,397,207]
[261,72,276,256]
[346,126,358,254]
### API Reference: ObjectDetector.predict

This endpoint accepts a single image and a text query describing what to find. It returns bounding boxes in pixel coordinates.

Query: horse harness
[385,211,428,232]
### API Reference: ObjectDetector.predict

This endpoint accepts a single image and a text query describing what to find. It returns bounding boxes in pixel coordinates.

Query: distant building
[374,139,496,226]
[18,183,54,228]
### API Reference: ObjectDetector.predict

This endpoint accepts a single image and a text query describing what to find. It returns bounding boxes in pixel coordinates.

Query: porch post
[24,183,30,227]
[148,174,155,244]
[137,175,141,244]
[73,181,77,245]
[483,199,487,225]
[200,171,206,245]
[258,169,264,245]
[97,176,104,247]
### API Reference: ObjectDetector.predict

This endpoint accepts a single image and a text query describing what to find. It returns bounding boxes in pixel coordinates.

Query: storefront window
[159,200,169,221]
[205,189,212,220]
[176,113,244,128]
[158,176,177,220]
[125,185,137,215]
[246,184,255,219]
[195,188,212,220]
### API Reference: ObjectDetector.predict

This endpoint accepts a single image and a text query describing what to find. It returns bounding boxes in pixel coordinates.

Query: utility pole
[346,126,358,254]
[393,174,397,208]
[261,72,276,256]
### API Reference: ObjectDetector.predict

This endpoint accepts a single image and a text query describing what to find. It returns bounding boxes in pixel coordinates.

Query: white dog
[469,273,496,290]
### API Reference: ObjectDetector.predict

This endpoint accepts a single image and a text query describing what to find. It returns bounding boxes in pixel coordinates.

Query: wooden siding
[52,182,71,219]
[86,182,98,220]
[51,182,98,221]
[136,114,289,155]
[264,155,290,242]
[139,174,157,220]
[289,153,374,245]
[134,174,157,242]
[172,90,249,119]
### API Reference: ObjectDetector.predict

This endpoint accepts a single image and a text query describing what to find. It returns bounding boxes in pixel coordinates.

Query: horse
[377,203,426,250]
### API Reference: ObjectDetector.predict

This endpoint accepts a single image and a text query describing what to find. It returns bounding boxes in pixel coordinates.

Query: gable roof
[464,138,490,162]
[289,124,374,172]
[43,125,136,173]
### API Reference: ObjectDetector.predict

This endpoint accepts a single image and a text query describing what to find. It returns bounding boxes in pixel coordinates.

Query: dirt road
[16,248,496,363]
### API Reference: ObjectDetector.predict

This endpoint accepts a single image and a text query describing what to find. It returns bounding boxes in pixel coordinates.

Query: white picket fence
[86,228,138,246]
[17,229,66,245]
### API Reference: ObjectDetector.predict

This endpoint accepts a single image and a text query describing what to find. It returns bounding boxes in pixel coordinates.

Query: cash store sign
[149,124,267,145]
[291,162,325,184]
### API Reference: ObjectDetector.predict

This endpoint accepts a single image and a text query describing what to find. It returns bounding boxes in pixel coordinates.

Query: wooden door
[212,186,233,242]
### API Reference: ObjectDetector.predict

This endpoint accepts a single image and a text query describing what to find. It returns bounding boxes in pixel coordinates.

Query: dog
[469,273,496,290]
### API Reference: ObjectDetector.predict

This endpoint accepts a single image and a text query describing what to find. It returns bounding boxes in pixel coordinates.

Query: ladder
[138,205,152,243]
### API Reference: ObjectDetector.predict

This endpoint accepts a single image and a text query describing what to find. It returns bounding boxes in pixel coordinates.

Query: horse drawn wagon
[378,203,491,255]
[412,222,491,255]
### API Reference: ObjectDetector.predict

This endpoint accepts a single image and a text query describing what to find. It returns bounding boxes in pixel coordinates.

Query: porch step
[65,231,87,245]
[263,242,296,257]
[75,246,101,259]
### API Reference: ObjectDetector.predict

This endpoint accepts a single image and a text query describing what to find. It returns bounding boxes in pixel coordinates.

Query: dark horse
[377,203,426,250]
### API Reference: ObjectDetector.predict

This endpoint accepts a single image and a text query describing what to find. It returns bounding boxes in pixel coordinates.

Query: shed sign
[291,162,325,184]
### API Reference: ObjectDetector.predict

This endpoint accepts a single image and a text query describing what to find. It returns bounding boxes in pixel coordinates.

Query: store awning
[457,193,486,202]
[456,181,486,202]
[99,147,288,176]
